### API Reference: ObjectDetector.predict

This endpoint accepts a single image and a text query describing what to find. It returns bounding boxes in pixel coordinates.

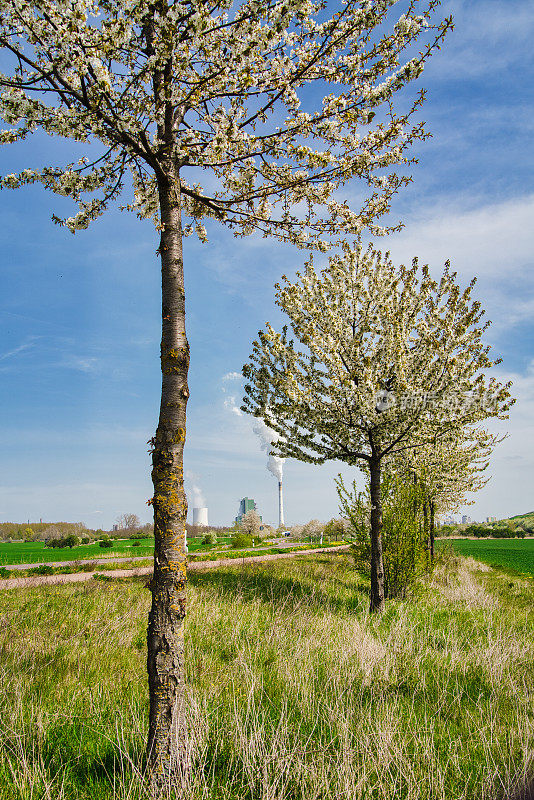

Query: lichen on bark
[146,169,190,784]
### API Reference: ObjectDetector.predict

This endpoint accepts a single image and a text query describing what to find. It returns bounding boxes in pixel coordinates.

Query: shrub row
[45,535,80,549]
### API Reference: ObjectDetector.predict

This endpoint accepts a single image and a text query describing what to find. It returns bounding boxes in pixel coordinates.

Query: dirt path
[0,545,350,590]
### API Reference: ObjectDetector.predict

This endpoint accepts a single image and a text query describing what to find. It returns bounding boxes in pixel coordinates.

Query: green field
[0,537,232,565]
[0,553,532,799]
[447,537,534,577]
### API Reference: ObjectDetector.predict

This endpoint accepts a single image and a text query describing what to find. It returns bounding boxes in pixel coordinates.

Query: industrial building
[236,497,261,523]
[193,507,209,527]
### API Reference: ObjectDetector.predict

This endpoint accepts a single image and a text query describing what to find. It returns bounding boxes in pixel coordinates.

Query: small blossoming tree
[238,509,262,537]
[242,241,514,612]
[401,427,498,560]
[0,0,452,777]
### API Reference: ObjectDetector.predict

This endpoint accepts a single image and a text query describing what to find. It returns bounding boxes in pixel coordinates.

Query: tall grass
[0,553,532,799]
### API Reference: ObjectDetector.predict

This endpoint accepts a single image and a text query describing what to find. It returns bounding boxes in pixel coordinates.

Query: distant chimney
[278,481,284,528]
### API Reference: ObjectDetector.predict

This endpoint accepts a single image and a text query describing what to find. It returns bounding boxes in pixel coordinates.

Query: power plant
[193,507,208,527]
[278,481,284,528]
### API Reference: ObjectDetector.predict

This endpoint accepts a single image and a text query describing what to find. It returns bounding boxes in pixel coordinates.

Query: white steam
[221,371,285,480]
[185,470,206,508]
[252,419,285,482]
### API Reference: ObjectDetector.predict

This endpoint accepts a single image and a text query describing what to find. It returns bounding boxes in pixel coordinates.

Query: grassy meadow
[447,538,534,578]
[0,552,533,799]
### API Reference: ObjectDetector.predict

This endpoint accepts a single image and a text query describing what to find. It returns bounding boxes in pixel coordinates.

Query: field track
[1,540,324,570]
[0,544,350,590]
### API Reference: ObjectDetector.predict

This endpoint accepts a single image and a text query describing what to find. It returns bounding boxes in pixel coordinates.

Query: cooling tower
[278,481,285,528]
[193,507,208,527]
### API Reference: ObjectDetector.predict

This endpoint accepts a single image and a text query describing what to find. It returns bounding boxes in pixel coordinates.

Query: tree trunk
[369,456,386,613]
[429,500,435,564]
[423,500,429,560]
[146,168,189,783]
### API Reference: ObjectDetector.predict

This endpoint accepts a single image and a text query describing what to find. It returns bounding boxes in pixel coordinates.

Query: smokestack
[278,481,285,528]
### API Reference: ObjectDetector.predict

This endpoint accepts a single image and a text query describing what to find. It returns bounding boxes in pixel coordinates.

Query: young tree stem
[369,456,386,613]
[146,166,189,781]
[429,500,435,564]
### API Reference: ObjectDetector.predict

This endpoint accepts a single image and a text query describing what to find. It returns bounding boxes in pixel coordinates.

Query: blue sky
[0,0,533,529]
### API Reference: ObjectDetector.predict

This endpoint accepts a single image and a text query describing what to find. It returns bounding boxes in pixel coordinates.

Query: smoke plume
[185,470,206,508]
[221,371,284,480]
[252,419,285,481]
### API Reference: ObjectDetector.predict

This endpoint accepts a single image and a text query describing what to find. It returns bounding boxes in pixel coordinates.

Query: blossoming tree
[242,241,514,612]
[0,0,452,777]
[401,427,499,560]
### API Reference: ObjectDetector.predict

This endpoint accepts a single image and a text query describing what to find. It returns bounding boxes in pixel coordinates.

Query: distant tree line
[186,523,230,538]
[0,521,89,542]
[440,520,533,538]
[0,517,154,542]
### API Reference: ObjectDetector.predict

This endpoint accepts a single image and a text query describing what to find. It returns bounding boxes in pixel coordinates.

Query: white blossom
[242,240,514,467]
[0,0,452,243]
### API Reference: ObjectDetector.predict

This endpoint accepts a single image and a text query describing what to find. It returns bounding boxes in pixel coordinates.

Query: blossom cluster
[0,0,452,241]
[242,240,514,468]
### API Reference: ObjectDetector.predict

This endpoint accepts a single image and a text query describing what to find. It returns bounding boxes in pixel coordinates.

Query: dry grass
[0,553,532,799]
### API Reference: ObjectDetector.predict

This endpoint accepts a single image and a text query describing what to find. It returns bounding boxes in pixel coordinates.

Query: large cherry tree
[0,0,452,779]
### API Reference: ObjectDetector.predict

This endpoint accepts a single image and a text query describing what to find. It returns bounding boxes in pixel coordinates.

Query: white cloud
[222,371,242,382]
[376,194,534,342]
[384,194,534,277]
[221,372,244,415]
[223,396,243,417]
[426,0,534,80]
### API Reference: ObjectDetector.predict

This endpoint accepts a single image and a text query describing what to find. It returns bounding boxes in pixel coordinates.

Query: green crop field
[446,537,534,578]
[0,536,232,565]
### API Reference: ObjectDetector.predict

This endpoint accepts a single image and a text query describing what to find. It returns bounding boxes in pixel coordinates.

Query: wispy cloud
[465,359,534,518]
[224,396,243,417]
[425,0,534,81]
[0,337,39,362]
[370,193,534,347]
[221,371,244,416]
[58,355,100,373]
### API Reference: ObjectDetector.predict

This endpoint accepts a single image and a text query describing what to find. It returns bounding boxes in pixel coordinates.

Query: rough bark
[369,456,386,613]
[146,166,189,783]
[429,500,435,564]
[423,500,431,557]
